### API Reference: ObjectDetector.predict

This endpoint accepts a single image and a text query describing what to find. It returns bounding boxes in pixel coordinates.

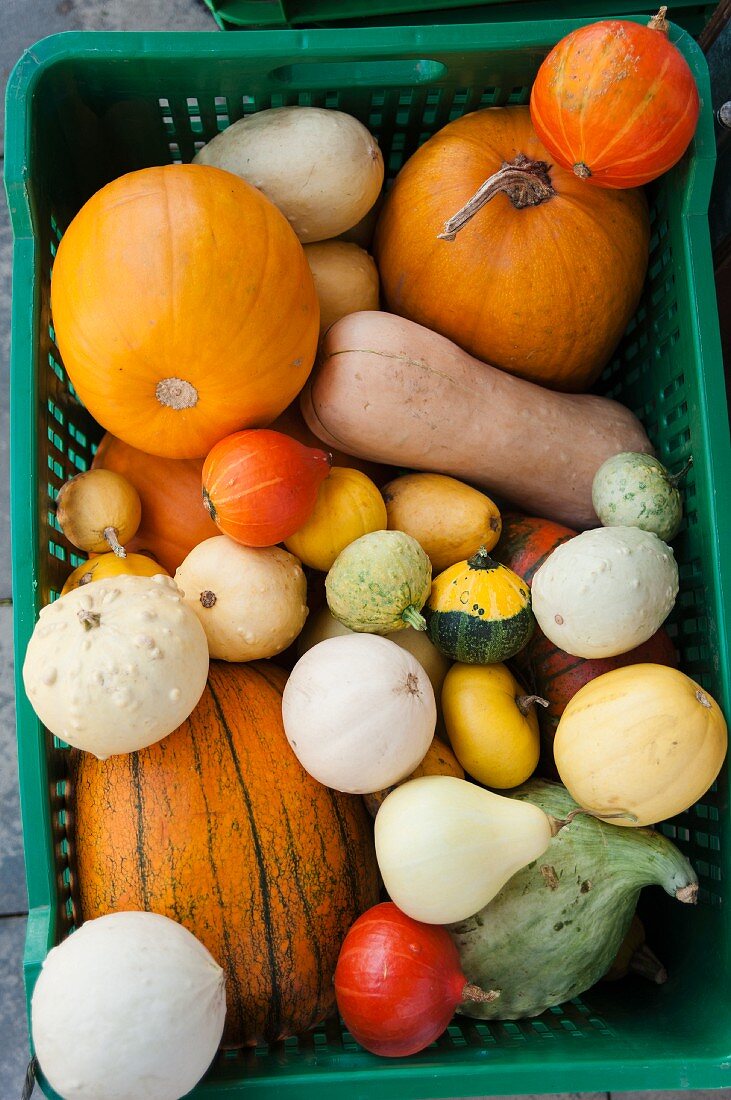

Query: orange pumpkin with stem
[374,106,649,392]
[530,10,700,189]
[51,164,319,459]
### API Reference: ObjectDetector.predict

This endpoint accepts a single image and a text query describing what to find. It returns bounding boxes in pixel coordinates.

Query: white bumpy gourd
[22,574,209,757]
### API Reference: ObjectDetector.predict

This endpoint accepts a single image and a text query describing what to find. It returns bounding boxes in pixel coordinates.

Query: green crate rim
[5,22,731,1097]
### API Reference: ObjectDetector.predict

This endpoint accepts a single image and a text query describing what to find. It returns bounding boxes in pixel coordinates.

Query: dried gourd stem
[200,590,217,608]
[21,1055,38,1100]
[668,455,693,487]
[696,689,712,709]
[202,489,217,522]
[648,6,670,34]
[77,609,101,631]
[630,943,668,984]
[547,808,638,836]
[401,606,427,631]
[78,572,94,587]
[676,882,699,904]
[462,983,500,1004]
[103,526,127,559]
[438,155,555,241]
[516,694,550,716]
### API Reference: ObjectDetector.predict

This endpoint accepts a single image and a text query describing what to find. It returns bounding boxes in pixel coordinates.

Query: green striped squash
[426,548,534,664]
[70,660,379,1047]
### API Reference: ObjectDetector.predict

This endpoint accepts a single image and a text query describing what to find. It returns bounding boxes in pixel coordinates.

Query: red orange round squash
[69,660,379,1047]
[51,165,319,459]
[374,106,649,392]
[92,433,218,574]
[530,12,700,189]
[493,513,577,584]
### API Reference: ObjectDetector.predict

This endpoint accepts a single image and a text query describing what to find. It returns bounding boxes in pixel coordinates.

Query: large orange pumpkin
[92,433,218,573]
[530,13,700,189]
[70,661,379,1047]
[51,165,319,458]
[374,106,650,391]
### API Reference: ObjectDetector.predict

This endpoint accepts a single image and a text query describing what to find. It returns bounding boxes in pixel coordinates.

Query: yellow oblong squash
[554,663,728,827]
[442,663,541,788]
[61,552,168,594]
[285,467,387,572]
[383,473,501,574]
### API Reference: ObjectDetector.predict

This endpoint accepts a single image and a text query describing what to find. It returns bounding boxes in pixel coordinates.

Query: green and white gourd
[326,530,432,634]
[592,452,691,542]
[450,779,698,1021]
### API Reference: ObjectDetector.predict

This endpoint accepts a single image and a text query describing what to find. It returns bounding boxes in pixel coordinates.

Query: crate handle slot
[269,59,446,88]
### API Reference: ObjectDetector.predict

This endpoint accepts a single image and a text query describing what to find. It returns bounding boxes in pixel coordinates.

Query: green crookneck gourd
[326,529,432,634]
[449,779,697,1020]
[591,451,691,542]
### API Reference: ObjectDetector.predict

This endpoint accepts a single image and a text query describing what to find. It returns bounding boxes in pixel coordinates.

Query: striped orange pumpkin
[69,660,379,1047]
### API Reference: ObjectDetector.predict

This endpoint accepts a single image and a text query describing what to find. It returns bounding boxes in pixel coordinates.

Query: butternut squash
[301,312,652,529]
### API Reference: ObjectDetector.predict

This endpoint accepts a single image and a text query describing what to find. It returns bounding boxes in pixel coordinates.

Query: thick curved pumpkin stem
[648,6,670,34]
[439,155,554,241]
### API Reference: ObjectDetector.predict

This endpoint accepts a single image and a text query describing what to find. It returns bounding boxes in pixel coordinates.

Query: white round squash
[303,241,380,334]
[22,574,209,758]
[282,633,436,794]
[194,107,384,243]
[31,911,226,1100]
[174,536,308,661]
[531,526,678,659]
[296,606,450,699]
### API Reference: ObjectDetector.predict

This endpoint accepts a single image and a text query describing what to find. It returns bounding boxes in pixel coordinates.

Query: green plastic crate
[5,21,731,1099]
[202,0,716,36]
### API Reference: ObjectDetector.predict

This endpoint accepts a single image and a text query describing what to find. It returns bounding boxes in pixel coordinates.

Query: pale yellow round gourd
[284,467,386,572]
[297,606,450,699]
[174,536,308,661]
[554,663,728,826]
[303,242,380,336]
[382,472,501,574]
[22,575,209,758]
[56,468,141,558]
[194,107,384,243]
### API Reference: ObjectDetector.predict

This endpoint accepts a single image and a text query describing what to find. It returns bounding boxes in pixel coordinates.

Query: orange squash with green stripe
[70,660,379,1047]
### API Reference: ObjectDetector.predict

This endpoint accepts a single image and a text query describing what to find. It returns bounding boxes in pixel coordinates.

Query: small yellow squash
[442,663,541,788]
[61,552,168,595]
[554,663,728,826]
[383,473,501,574]
[285,466,387,572]
[363,736,464,816]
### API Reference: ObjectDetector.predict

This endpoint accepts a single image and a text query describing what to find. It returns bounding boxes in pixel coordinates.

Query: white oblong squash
[22,575,209,758]
[194,107,384,243]
[31,911,226,1100]
[554,663,728,827]
[374,775,554,924]
[282,633,436,794]
[174,536,308,661]
[531,526,678,658]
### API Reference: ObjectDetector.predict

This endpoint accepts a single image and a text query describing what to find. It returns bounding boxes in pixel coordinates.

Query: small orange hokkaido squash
[374,106,649,392]
[530,11,700,189]
[51,165,319,459]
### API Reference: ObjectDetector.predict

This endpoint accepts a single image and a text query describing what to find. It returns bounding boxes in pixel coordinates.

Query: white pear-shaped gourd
[282,633,436,794]
[174,536,308,661]
[22,575,209,758]
[531,526,678,659]
[31,911,226,1100]
[374,775,555,924]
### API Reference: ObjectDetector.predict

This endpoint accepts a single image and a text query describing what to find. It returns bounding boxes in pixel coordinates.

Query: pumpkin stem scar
[438,155,555,240]
[77,609,101,631]
[516,694,550,716]
[104,526,127,559]
[200,590,217,608]
[404,672,421,696]
[202,488,217,521]
[573,163,592,179]
[676,882,699,904]
[156,376,199,410]
[696,689,712,709]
